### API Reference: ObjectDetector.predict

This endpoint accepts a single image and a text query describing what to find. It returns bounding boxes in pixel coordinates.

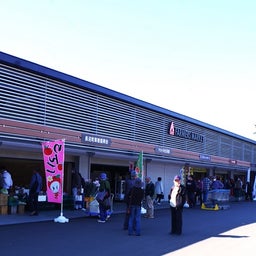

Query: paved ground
[0,201,255,256]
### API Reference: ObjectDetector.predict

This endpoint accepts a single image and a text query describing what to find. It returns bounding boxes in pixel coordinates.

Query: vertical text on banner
[42,139,65,203]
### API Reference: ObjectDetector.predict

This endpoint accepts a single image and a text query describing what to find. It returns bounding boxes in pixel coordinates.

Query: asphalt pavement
[0,201,255,256]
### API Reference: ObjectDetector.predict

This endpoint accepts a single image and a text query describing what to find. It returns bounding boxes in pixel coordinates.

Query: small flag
[135,151,143,180]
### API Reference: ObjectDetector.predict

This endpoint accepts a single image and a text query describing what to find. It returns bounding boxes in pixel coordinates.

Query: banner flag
[42,139,65,203]
[135,151,143,180]
[252,175,256,200]
[246,168,251,183]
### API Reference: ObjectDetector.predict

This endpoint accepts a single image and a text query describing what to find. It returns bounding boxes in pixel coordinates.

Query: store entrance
[90,164,130,201]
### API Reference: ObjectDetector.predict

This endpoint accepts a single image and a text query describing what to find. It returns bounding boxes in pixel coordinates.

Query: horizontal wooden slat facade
[1,60,256,166]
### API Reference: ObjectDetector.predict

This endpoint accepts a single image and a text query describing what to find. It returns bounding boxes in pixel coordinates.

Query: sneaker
[97,220,106,223]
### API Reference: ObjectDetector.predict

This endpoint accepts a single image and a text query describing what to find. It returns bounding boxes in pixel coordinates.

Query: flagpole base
[54,214,69,223]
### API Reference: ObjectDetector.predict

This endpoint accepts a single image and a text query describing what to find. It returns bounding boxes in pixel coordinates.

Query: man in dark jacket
[123,170,137,229]
[128,178,144,236]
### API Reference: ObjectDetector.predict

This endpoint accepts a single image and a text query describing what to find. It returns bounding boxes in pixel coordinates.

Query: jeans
[128,205,141,235]
[99,201,107,221]
[202,190,209,203]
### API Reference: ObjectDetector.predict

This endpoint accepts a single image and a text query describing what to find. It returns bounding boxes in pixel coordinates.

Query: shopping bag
[141,207,146,214]
[183,201,189,208]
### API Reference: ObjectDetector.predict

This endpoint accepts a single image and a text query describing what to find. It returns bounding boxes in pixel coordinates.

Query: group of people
[3,165,252,236]
[122,171,187,236]
[123,171,150,236]
[185,174,254,208]
[0,166,43,216]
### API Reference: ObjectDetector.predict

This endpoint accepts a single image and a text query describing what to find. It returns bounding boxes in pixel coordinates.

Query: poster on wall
[41,139,65,204]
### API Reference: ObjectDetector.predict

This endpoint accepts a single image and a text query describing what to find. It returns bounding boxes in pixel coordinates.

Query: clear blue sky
[1,0,256,140]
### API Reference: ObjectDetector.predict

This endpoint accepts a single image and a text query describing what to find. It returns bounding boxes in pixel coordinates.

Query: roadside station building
[1,51,256,200]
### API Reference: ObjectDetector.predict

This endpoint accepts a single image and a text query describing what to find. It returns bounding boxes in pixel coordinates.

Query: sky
[1,0,256,140]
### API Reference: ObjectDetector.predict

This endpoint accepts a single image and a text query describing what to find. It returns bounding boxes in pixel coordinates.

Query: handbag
[96,190,107,202]
[103,197,111,210]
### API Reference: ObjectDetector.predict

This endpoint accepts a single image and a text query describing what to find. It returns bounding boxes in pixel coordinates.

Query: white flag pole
[54,139,69,223]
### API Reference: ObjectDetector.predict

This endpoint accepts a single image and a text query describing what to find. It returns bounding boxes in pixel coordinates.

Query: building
[1,51,256,200]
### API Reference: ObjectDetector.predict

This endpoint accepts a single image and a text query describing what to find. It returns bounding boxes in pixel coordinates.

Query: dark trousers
[28,192,39,213]
[171,206,183,235]
[123,203,130,229]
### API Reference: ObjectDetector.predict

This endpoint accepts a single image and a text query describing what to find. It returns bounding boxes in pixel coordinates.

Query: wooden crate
[18,204,25,214]
[0,205,8,215]
[8,205,17,214]
[0,194,8,206]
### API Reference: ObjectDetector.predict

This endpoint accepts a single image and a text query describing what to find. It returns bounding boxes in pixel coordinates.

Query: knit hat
[100,172,107,180]
[134,178,142,188]
[130,170,137,177]
[174,175,181,181]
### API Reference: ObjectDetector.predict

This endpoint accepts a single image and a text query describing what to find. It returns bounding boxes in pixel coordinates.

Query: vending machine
[115,180,125,201]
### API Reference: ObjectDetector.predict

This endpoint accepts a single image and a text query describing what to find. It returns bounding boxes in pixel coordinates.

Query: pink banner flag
[42,139,65,203]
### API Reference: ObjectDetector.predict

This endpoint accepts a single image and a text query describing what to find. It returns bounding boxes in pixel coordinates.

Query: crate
[8,205,17,214]
[0,205,8,215]
[18,204,25,214]
[0,194,8,206]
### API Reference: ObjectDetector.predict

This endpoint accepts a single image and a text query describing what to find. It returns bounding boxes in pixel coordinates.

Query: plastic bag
[141,207,146,214]
[183,201,189,208]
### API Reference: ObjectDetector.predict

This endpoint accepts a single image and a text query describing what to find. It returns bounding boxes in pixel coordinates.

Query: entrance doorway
[91,164,130,201]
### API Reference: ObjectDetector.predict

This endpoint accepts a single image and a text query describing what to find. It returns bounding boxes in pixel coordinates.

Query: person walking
[128,178,144,236]
[144,176,155,218]
[123,170,137,230]
[169,175,186,235]
[28,169,43,216]
[97,172,111,223]
[154,177,164,205]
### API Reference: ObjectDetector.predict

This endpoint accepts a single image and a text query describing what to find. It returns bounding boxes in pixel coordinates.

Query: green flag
[135,151,143,180]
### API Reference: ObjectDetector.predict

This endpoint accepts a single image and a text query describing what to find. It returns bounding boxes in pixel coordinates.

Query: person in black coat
[169,175,187,235]
[28,169,43,216]
[127,178,144,236]
[123,170,137,230]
